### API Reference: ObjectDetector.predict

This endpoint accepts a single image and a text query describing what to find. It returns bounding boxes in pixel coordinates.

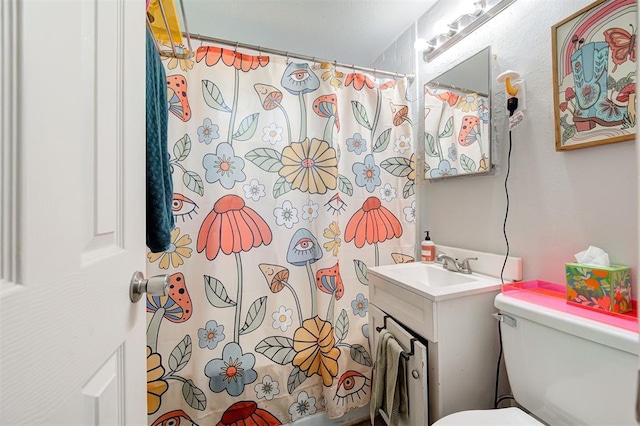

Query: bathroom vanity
[368,261,505,425]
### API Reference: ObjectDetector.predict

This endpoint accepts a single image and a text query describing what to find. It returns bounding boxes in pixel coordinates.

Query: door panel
[369,304,429,426]
[0,1,147,424]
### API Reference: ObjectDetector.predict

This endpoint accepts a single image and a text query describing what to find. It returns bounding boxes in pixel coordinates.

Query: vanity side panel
[432,290,501,420]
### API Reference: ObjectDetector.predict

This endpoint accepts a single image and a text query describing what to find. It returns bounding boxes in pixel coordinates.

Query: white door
[1,0,148,424]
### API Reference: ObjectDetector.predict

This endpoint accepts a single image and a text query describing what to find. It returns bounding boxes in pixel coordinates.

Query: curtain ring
[234,41,239,56]
[351,63,355,74]
[334,60,338,69]
[373,68,377,78]
[258,45,262,56]
[285,52,290,64]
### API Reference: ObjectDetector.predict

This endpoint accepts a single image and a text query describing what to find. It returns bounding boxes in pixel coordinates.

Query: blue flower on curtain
[197,118,220,144]
[351,293,369,317]
[478,98,489,123]
[352,154,381,192]
[204,342,257,397]
[289,391,317,422]
[243,178,266,201]
[346,133,367,155]
[448,144,458,162]
[430,159,458,178]
[203,142,246,189]
[274,200,299,229]
[198,320,225,350]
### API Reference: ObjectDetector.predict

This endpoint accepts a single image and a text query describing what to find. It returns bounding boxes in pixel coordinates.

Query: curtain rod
[186,33,414,80]
[426,81,488,98]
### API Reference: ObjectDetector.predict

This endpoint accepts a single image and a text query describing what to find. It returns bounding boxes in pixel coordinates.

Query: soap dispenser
[421,231,435,263]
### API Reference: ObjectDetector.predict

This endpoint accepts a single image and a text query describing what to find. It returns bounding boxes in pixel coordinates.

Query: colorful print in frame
[552,0,637,151]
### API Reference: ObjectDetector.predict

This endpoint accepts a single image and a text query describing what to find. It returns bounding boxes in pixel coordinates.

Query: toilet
[434,292,638,425]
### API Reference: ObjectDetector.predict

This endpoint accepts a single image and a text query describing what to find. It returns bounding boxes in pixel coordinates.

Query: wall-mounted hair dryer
[497,70,525,128]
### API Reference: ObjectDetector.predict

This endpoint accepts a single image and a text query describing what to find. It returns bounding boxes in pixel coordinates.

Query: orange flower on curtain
[197,194,272,260]
[292,316,340,386]
[345,196,402,266]
[197,194,273,343]
[217,401,282,426]
[345,72,375,91]
[196,46,269,71]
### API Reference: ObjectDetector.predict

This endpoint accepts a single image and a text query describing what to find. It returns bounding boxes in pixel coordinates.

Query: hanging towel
[146,28,174,253]
[370,329,408,425]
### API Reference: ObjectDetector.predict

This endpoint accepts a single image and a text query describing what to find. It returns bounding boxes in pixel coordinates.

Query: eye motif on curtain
[146,44,416,425]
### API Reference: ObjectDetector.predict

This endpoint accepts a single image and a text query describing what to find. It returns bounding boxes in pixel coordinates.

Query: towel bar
[375,315,416,361]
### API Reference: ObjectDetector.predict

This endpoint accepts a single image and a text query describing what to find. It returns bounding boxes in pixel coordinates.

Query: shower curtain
[146,44,416,425]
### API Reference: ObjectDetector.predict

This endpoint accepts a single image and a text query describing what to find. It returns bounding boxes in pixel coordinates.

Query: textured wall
[372,0,638,285]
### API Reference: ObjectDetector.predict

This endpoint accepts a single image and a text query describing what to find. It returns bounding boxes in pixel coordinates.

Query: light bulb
[414,38,430,52]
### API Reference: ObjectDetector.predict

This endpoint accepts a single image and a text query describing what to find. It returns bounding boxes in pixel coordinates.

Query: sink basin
[368,262,502,301]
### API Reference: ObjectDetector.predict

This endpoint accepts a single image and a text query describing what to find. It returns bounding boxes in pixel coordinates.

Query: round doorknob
[129,271,169,303]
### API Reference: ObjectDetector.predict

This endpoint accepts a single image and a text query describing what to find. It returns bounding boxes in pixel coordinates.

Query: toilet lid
[432,407,545,425]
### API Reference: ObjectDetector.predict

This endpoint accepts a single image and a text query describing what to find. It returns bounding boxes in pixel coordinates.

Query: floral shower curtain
[146,44,416,425]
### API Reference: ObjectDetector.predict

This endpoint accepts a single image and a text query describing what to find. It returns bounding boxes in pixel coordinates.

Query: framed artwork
[552,0,637,151]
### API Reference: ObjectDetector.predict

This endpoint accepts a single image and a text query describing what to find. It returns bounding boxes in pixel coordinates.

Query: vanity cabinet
[368,263,501,425]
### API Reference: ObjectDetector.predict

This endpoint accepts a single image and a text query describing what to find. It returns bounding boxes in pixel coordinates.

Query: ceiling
[182,0,438,67]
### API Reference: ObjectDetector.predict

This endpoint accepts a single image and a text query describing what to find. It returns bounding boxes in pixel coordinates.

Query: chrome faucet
[435,253,478,274]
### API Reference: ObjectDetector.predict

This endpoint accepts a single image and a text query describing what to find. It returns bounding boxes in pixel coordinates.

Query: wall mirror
[424,46,492,179]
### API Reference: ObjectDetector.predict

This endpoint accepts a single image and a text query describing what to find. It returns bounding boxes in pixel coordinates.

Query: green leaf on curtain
[245,148,283,172]
[202,80,231,112]
[183,171,204,196]
[354,259,368,285]
[350,344,373,367]
[287,366,308,394]
[173,134,191,161]
[373,128,392,153]
[403,180,415,199]
[239,296,267,335]
[204,275,236,308]
[182,379,207,411]
[335,309,349,343]
[439,117,454,138]
[425,133,439,158]
[460,154,477,173]
[380,157,412,177]
[338,174,353,196]
[351,101,372,130]
[168,334,192,373]
[273,176,292,198]
[255,336,296,365]
[233,112,260,141]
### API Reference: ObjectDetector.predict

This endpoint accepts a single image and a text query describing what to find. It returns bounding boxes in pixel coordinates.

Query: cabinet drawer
[370,274,437,342]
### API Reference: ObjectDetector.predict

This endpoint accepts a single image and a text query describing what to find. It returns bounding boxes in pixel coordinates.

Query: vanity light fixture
[419,0,516,62]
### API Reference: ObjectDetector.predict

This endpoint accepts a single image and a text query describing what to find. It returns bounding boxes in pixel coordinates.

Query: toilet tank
[495,293,638,425]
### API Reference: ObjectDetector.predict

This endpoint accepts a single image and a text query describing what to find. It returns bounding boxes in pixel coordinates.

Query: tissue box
[565,263,632,313]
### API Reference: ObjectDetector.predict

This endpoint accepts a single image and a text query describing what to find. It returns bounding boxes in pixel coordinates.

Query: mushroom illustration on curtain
[147,44,415,425]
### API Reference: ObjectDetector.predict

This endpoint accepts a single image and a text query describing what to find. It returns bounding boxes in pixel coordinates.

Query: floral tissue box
[565,263,632,313]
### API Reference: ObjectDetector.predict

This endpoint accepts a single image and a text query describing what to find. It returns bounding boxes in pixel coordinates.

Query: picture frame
[552,0,637,151]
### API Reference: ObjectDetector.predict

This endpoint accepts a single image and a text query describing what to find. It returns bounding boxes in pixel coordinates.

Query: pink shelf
[502,280,638,333]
